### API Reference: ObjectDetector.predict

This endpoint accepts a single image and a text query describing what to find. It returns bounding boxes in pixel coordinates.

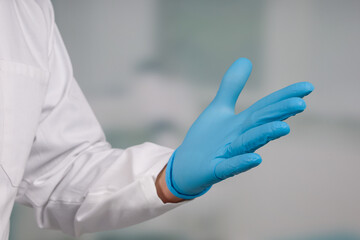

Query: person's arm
[14,1,183,237]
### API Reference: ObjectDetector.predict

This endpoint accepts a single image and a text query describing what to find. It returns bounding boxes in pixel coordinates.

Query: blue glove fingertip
[250,153,262,166]
[305,82,314,92]
[288,97,307,112]
[273,121,290,136]
[297,81,314,95]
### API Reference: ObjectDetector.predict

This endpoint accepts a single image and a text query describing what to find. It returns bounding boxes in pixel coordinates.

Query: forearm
[19,142,183,236]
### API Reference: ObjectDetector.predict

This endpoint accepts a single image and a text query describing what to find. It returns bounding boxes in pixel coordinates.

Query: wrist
[155,165,184,203]
[164,150,212,199]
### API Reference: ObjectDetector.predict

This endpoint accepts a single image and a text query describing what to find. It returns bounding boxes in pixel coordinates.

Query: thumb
[214,153,261,180]
[213,58,253,110]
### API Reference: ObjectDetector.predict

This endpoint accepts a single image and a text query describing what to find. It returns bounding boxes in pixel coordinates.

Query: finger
[245,82,314,114]
[218,121,290,158]
[243,97,306,129]
[214,153,261,180]
[213,58,252,110]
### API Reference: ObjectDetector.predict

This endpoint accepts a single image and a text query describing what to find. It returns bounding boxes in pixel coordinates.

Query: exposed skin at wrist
[155,165,185,203]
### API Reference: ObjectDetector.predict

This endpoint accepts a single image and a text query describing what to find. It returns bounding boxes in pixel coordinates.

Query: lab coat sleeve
[15,1,182,237]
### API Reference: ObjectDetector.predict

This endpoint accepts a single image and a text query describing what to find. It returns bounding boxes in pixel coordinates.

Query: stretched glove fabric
[165,58,314,199]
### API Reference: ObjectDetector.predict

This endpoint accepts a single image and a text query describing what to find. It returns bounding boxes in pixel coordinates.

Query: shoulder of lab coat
[0,0,183,237]
[0,0,51,69]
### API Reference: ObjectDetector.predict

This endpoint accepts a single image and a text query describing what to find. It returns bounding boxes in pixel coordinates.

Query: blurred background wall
[10,0,360,240]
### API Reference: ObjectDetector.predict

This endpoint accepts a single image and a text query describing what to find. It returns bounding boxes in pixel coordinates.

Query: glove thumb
[213,58,253,110]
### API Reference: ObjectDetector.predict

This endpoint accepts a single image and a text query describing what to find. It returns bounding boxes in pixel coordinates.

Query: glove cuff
[165,150,211,200]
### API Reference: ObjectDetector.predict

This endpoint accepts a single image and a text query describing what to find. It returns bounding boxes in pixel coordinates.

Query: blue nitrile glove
[165,58,314,199]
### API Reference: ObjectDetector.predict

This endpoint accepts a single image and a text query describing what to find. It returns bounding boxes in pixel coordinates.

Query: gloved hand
[165,58,314,199]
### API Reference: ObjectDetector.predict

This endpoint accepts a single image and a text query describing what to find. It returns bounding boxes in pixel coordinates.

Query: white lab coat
[0,0,180,239]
